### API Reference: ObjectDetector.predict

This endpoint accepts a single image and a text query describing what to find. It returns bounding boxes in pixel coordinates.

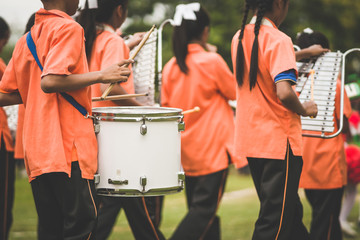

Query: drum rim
[92,106,183,120]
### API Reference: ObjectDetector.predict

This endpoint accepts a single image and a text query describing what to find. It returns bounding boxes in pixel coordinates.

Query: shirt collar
[249,16,277,29]
[188,43,206,53]
[97,24,116,33]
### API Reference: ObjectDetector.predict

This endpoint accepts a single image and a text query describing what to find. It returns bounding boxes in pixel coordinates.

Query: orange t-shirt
[0,9,97,181]
[0,58,14,152]
[14,104,25,159]
[161,43,238,176]
[231,17,301,162]
[90,25,134,107]
[300,80,352,189]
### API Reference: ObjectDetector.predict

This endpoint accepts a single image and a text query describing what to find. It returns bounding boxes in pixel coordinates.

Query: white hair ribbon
[88,0,98,9]
[173,3,201,26]
[303,27,314,34]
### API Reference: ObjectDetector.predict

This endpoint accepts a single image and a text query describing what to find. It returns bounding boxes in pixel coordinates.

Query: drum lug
[94,174,100,184]
[178,172,185,186]
[140,176,147,192]
[140,117,147,135]
[108,179,129,185]
[94,119,100,134]
[178,119,185,132]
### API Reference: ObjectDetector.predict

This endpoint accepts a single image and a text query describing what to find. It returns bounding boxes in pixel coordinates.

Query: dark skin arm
[276,80,318,117]
[41,59,133,93]
[295,44,329,61]
[0,92,22,107]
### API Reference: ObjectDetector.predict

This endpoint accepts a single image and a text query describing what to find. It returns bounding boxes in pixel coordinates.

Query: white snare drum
[92,107,185,196]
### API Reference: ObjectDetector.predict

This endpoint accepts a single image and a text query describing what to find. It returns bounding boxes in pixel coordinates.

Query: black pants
[0,137,15,240]
[305,188,344,240]
[170,168,228,240]
[30,162,98,240]
[247,143,310,240]
[96,196,165,240]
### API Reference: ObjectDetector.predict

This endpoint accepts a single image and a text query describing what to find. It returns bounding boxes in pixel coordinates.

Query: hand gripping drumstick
[182,106,200,115]
[92,93,148,102]
[101,25,156,100]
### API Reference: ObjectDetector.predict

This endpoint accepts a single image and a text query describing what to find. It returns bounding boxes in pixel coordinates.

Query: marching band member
[78,0,141,107]
[77,1,165,239]
[0,16,15,240]
[297,29,352,240]
[231,0,318,239]
[161,3,237,239]
[0,0,132,238]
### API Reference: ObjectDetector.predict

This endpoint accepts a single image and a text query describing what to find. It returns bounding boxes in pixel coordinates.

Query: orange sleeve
[42,23,87,77]
[0,58,18,93]
[266,36,298,81]
[214,54,236,100]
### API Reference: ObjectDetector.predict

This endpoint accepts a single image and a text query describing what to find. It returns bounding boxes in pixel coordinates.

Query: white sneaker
[341,221,357,237]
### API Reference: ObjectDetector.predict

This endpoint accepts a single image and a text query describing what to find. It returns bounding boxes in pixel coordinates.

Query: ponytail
[77,0,129,62]
[249,1,266,90]
[77,0,97,61]
[235,2,250,87]
[173,6,210,74]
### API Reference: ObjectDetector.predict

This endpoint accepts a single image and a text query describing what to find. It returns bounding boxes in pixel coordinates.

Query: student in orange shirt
[231,0,318,239]
[0,0,132,239]
[297,29,352,240]
[77,1,164,240]
[0,16,15,240]
[78,0,141,107]
[161,3,237,239]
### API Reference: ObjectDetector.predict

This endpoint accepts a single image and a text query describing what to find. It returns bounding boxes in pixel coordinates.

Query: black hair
[77,0,129,61]
[296,30,330,49]
[172,6,210,74]
[236,0,288,90]
[0,17,10,40]
[24,13,36,34]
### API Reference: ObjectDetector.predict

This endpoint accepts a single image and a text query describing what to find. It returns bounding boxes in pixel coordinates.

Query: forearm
[295,48,311,61]
[276,81,306,115]
[0,92,22,107]
[279,90,306,115]
[41,72,102,93]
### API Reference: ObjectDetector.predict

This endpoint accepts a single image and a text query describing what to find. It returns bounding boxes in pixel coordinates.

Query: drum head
[92,106,183,121]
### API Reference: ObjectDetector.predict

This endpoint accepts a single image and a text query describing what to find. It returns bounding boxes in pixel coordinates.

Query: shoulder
[262,27,293,47]
[50,18,84,38]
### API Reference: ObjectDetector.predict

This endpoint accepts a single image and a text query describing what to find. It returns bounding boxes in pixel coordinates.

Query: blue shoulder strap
[26,31,89,117]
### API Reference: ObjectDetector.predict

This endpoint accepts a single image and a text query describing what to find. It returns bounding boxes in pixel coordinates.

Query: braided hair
[236,0,287,90]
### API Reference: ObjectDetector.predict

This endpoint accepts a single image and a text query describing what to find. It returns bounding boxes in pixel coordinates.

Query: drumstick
[92,93,148,102]
[101,25,156,100]
[310,69,315,119]
[182,106,200,115]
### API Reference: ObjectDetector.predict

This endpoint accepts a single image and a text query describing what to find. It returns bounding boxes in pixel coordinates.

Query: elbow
[41,81,53,93]
[41,76,57,93]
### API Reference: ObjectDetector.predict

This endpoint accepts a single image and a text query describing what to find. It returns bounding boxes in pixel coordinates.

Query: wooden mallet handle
[101,25,156,99]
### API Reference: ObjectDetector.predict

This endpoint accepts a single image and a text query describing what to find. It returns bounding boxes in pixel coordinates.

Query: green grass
[8,167,360,239]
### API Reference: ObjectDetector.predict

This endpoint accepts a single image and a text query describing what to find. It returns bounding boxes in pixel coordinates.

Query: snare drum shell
[94,107,183,196]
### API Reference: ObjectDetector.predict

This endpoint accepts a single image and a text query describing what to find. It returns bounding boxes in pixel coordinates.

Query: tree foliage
[1,0,359,74]
[124,0,359,72]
